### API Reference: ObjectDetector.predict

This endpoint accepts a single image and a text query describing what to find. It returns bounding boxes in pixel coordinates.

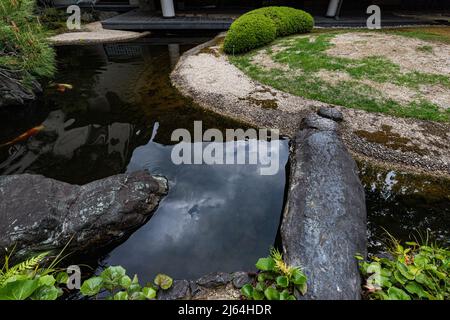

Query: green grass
[229,29,450,122]
[382,26,450,45]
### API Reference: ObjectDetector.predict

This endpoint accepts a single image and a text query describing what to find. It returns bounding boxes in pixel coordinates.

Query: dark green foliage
[1,250,173,300]
[357,236,449,300]
[241,248,307,300]
[223,14,277,54]
[224,6,314,54]
[79,266,173,300]
[0,0,56,82]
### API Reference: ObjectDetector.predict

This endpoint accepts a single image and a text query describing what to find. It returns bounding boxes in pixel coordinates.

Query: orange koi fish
[0,125,45,148]
[54,83,73,93]
[49,83,74,93]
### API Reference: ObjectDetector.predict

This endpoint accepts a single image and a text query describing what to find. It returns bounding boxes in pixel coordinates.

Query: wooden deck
[101,10,446,31]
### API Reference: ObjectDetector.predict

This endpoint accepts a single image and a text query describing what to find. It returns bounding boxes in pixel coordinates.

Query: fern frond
[13,252,49,273]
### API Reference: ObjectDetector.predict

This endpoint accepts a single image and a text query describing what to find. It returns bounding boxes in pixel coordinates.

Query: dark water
[0,37,289,280]
[107,138,289,279]
[359,162,450,254]
[0,37,448,282]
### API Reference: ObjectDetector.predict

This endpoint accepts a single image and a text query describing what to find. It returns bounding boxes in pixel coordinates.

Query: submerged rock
[0,70,41,108]
[196,272,233,288]
[0,171,168,258]
[281,114,367,300]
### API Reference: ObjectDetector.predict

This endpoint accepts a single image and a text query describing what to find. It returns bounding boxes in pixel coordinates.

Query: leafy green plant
[0,250,69,300]
[241,248,307,300]
[357,235,449,300]
[223,6,314,54]
[80,266,173,300]
[0,0,56,85]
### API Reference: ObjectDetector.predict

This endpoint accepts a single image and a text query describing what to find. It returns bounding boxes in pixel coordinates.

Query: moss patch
[355,125,427,156]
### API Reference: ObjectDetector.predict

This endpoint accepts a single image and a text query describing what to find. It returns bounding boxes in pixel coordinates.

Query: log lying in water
[281,110,367,300]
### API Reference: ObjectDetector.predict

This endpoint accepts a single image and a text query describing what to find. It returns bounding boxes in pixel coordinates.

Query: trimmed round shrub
[224,6,314,54]
[223,14,277,54]
[244,6,314,36]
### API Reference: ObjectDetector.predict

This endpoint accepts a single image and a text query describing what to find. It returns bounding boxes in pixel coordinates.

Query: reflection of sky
[105,138,289,280]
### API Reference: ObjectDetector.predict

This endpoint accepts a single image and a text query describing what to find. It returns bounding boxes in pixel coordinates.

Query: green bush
[224,6,314,54]
[244,6,314,37]
[223,14,277,54]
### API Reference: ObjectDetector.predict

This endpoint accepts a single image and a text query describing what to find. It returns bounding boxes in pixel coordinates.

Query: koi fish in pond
[0,125,45,148]
[50,83,74,93]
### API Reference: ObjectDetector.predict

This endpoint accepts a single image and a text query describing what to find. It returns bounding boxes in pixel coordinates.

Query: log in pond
[281,110,367,300]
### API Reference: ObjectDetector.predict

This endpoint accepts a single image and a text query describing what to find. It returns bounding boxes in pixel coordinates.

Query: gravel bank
[171,34,450,177]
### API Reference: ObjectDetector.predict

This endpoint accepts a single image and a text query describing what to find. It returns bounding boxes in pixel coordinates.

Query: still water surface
[0,37,448,281]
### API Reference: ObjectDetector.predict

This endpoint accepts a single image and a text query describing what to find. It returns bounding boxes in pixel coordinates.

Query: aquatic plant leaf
[257,272,274,282]
[276,276,289,288]
[80,277,103,296]
[252,289,265,300]
[394,270,407,285]
[405,281,427,298]
[55,272,68,285]
[37,275,56,287]
[31,285,60,300]
[241,284,253,299]
[154,274,173,290]
[0,279,39,300]
[119,275,132,289]
[113,291,128,300]
[256,257,276,271]
[130,292,147,300]
[292,269,307,285]
[128,283,142,294]
[296,282,307,296]
[279,290,290,300]
[142,287,157,300]
[387,287,411,300]
[397,262,415,280]
[255,282,265,292]
[264,287,280,300]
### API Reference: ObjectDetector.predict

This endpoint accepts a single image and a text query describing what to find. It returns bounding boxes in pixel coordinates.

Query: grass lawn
[229,27,450,122]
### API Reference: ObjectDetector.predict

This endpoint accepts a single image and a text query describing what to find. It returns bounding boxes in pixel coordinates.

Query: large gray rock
[281,114,367,300]
[0,171,167,258]
[0,70,41,108]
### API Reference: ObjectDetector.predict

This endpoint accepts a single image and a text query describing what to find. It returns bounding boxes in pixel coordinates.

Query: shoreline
[170,33,450,179]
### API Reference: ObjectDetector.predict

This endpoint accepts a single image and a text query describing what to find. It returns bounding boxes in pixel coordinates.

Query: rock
[0,171,168,258]
[196,272,233,288]
[281,119,367,300]
[158,280,190,300]
[232,272,253,289]
[318,107,344,122]
[0,70,41,108]
[191,283,241,300]
[300,113,339,131]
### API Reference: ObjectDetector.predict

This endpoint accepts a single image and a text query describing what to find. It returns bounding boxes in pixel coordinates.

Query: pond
[0,35,448,282]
